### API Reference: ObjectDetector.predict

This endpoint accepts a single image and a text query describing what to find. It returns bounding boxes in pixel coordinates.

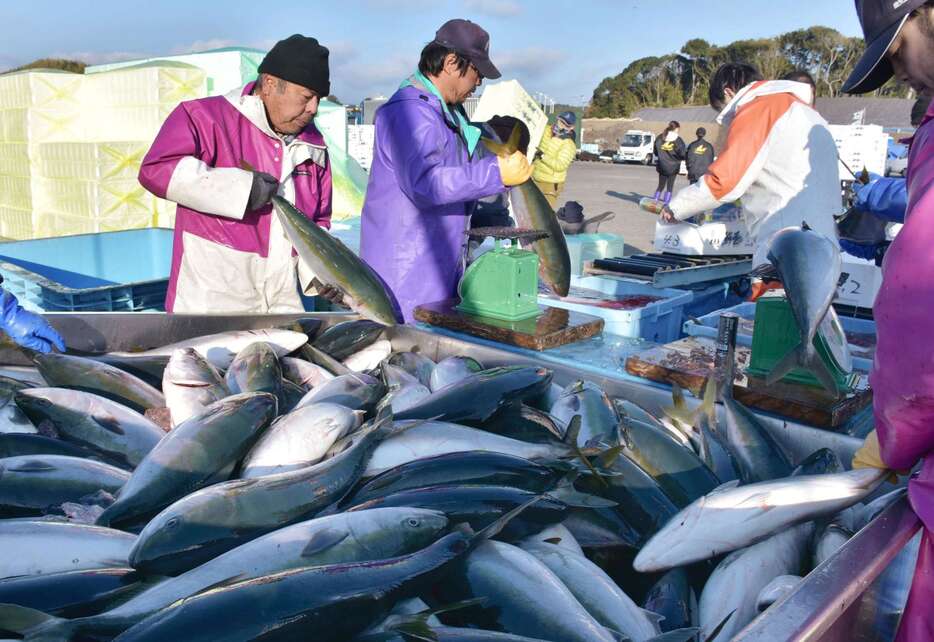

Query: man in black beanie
[139,34,336,313]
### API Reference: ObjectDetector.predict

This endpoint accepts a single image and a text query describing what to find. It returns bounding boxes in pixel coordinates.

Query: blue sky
[0,0,863,105]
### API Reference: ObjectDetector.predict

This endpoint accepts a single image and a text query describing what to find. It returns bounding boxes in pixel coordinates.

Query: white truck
[614,130,656,165]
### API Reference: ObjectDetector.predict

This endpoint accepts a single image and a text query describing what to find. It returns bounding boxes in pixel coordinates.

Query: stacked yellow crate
[0,70,84,239]
[31,141,161,237]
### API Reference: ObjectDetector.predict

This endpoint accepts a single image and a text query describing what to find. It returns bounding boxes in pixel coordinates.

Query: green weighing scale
[746,291,858,394]
[414,227,604,351]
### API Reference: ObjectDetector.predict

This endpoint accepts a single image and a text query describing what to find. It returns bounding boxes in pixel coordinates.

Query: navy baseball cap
[558,111,577,126]
[843,0,927,93]
[434,19,501,80]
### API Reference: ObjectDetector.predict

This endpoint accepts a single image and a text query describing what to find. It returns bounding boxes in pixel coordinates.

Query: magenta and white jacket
[139,82,332,313]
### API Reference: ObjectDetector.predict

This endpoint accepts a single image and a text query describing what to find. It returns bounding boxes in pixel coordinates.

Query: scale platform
[414,299,604,351]
[586,253,752,288]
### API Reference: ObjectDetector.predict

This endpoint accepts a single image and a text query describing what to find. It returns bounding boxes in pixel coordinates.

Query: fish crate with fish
[0,310,910,641]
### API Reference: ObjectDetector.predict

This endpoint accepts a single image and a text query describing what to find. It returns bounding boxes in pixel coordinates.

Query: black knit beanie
[258,35,330,96]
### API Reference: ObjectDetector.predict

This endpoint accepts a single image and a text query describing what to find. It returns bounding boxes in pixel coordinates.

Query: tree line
[587,27,911,118]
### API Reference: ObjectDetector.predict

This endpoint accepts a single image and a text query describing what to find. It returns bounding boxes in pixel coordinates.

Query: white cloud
[464,0,523,17]
[495,47,566,78]
[326,40,358,60]
[331,54,412,101]
[365,0,434,8]
[170,39,238,55]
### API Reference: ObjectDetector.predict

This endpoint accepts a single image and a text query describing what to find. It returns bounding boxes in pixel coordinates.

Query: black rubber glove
[247,171,280,212]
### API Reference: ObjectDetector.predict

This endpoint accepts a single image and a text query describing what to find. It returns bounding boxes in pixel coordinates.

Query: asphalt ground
[560,161,691,254]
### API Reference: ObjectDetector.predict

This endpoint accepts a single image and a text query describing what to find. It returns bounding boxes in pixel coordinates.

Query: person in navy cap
[359,19,532,322]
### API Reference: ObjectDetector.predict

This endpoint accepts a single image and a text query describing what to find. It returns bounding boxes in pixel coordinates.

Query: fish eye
[166,517,181,529]
[406,518,421,528]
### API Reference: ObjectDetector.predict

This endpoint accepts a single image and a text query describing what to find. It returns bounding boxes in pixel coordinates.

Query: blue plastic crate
[682,301,876,371]
[539,275,693,343]
[0,229,174,312]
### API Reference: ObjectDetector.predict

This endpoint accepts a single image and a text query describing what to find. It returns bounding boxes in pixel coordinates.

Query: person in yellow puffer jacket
[532,111,577,209]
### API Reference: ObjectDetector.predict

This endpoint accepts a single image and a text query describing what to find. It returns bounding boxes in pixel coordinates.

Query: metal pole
[713,312,739,400]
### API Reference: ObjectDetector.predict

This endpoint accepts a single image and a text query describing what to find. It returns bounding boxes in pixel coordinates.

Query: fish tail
[480,123,523,157]
[766,341,839,396]
[0,604,74,640]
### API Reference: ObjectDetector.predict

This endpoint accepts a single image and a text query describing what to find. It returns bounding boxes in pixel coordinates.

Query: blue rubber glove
[0,290,65,353]
[853,174,907,223]
[839,238,883,261]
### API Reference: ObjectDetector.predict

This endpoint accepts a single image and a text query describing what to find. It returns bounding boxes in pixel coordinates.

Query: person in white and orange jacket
[660,63,841,268]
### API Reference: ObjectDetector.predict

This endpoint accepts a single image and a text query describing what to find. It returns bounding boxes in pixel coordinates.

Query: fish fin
[642,608,666,633]
[650,628,702,642]
[193,573,247,595]
[547,485,617,508]
[702,378,718,419]
[469,495,542,544]
[663,383,696,427]
[92,413,126,436]
[391,623,437,641]
[480,123,522,157]
[563,413,582,446]
[389,595,487,640]
[565,416,611,488]
[766,342,840,396]
[0,604,70,640]
[7,459,56,473]
[765,342,804,388]
[704,610,736,642]
[595,444,626,469]
[301,528,351,557]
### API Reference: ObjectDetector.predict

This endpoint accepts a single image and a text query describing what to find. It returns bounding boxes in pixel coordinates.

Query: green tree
[2,58,87,75]
[586,25,912,117]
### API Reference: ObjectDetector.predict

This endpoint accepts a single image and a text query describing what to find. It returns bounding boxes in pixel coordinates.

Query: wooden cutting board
[414,299,604,351]
[624,336,871,428]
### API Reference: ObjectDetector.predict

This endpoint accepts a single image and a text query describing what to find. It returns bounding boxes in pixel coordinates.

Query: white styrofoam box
[0,206,32,240]
[0,108,83,143]
[566,233,626,275]
[34,141,149,181]
[0,70,83,110]
[86,48,264,96]
[156,200,177,229]
[653,219,754,256]
[829,124,887,177]
[837,254,881,309]
[471,80,548,161]
[84,62,207,108]
[33,177,158,220]
[31,209,154,239]
[0,176,33,209]
[83,104,176,142]
[0,143,32,177]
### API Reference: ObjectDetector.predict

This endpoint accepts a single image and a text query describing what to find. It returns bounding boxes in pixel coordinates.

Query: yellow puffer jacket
[532,127,577,184]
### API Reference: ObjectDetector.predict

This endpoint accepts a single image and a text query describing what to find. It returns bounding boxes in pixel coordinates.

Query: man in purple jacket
[139,35,332,313]
[359,19,533,323]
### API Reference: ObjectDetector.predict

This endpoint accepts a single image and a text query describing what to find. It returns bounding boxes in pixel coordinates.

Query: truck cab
[614,130,656,165]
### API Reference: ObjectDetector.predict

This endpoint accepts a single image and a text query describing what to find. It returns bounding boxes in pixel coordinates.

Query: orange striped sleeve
[704,93,800,200]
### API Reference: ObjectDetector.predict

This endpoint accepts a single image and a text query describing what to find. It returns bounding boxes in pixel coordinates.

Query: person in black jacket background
[653,121,685,204]
[685,127,715,184]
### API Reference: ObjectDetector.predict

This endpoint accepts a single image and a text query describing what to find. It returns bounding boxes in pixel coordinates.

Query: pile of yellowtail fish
[0,319,903,641]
